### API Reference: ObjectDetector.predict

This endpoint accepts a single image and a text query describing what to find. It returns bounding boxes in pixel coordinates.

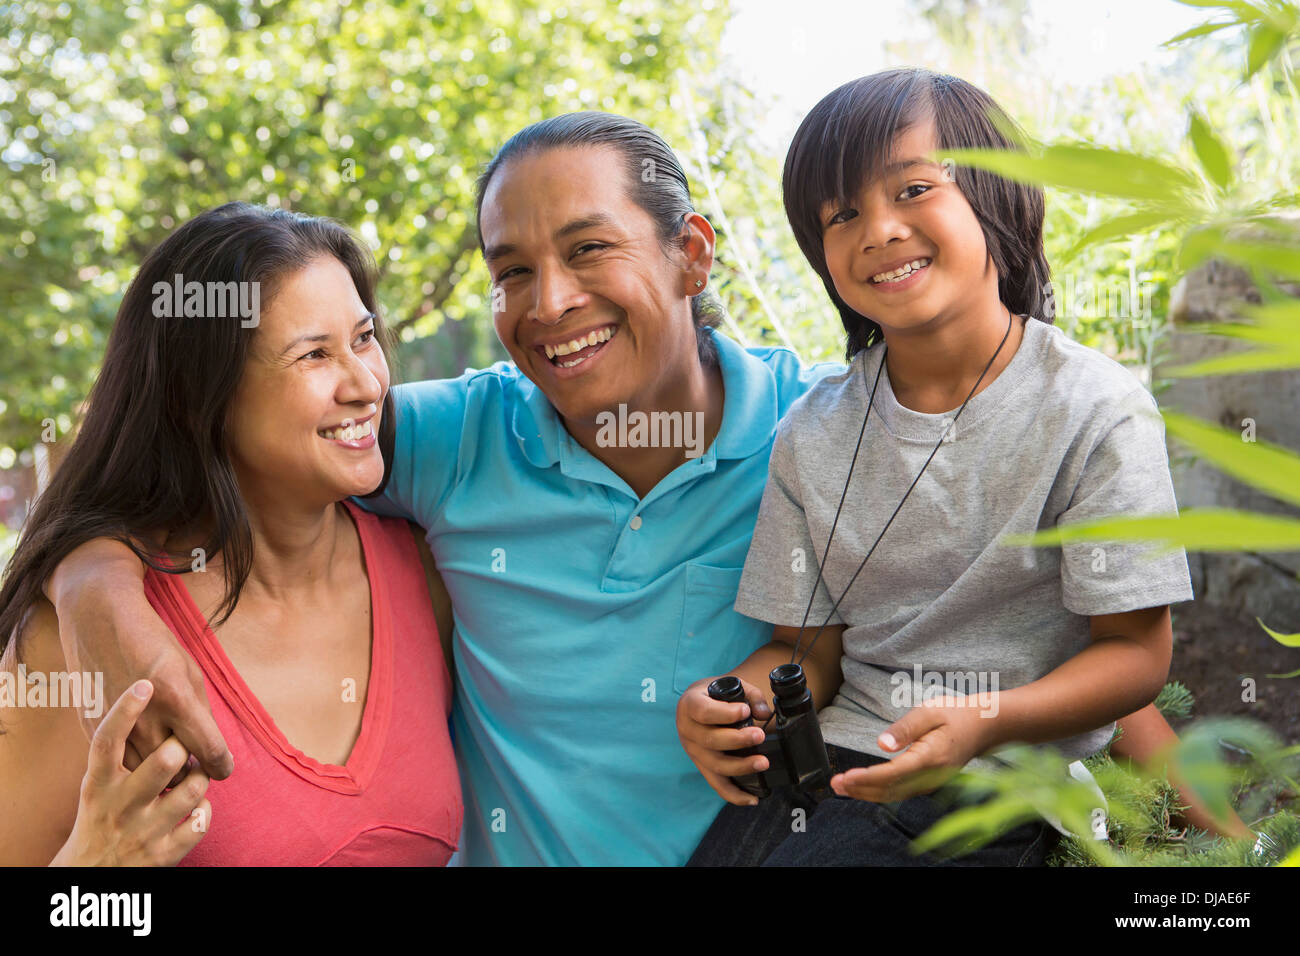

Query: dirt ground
[1167,603,1299,816]
[1170,604,1300,737]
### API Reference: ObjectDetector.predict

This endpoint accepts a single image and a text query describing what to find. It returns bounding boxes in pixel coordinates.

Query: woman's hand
[830,697,996,803]
[50,680,212,867]
[676,676,773,806]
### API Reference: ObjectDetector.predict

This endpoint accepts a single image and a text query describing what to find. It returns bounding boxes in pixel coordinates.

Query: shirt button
[629,515,643,531]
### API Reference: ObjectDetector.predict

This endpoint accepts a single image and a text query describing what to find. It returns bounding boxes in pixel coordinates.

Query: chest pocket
[672,563,768,696]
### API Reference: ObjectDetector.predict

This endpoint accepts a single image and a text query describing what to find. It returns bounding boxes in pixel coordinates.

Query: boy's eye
[898,183,930,200]
[826,208,857,227]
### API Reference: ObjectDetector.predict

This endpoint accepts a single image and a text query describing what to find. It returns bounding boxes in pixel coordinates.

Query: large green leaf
[1181,298,1300,341]
[1179,227,1300,279]
[1188,111,1233,190]
[1162,411,1300,507]
[1162,20,1238,46]
[1171,0,1254,9]
[1163,345,1300,376]
[939,144,1202,204]
[1061,210,1175,262]
[1221,238,1300,278]
[1246,23,1288,77]
[1000,508,1300,551]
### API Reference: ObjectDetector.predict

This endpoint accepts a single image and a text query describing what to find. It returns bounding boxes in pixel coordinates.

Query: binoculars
[706,663,831,798]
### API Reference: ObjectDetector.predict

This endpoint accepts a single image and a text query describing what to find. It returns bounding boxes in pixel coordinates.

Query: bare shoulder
[3,595,66,674]
[0,596,90,865]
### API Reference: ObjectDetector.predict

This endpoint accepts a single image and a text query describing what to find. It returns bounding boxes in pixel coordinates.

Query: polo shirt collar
[709,327,780,460]
[509,326,780,469]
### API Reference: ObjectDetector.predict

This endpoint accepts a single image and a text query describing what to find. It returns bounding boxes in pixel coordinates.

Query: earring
[695,280,703,288]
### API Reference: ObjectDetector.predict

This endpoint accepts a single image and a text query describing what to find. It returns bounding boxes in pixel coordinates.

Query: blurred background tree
[8,0,1299,460]
[0,0,807,458]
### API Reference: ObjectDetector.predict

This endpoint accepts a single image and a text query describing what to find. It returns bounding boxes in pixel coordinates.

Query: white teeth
[320,420,373,441]
[872,258,931,284]
[545,326,615,366]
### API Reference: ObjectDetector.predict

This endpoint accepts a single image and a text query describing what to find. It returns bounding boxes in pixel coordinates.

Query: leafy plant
[911,4,1300,865]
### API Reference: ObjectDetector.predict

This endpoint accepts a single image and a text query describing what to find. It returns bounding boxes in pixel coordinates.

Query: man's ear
[679,212,716,295]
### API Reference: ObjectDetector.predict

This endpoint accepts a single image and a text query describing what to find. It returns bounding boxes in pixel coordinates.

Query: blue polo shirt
[353,327,839,865]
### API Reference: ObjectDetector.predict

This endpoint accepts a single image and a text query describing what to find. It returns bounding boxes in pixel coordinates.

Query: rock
[1160,244,1300,629]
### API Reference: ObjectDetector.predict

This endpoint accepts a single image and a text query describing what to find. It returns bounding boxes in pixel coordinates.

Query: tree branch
[391,223,480,335]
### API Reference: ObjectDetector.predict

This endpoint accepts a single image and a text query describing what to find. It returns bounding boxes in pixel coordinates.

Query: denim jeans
[687,745,1059,867]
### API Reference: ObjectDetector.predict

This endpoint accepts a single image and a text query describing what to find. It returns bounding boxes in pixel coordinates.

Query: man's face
[479,146,703,425]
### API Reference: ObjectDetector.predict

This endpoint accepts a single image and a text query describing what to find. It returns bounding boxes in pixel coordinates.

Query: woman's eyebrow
[278,313,376,357]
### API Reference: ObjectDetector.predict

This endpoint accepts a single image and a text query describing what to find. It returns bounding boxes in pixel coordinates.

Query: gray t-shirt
[734,316,1195,771]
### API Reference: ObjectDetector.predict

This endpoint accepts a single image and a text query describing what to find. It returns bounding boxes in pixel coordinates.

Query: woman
[0,202,462,865]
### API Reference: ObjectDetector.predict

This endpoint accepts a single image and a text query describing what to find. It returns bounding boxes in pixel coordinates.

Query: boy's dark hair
[474,111,723,368]
[783,68,1053,360]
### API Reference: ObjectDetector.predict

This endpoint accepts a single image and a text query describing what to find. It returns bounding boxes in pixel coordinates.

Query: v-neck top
[144,500,461,866]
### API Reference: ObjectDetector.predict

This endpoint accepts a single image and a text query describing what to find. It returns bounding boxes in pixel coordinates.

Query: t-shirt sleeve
[1057,387,1195,616]
[351,377,470,530]
[734,416,845,628]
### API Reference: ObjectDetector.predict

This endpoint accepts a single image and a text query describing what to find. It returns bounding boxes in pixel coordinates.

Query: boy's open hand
[830,697,996,802]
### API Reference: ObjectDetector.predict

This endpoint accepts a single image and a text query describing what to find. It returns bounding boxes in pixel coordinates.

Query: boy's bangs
[784,71,934,267]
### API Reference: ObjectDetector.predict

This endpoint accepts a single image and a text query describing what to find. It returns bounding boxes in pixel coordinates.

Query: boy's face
[818,117,996,337]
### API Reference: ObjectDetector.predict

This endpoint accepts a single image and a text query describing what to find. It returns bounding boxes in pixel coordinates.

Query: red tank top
[143,501,462,866]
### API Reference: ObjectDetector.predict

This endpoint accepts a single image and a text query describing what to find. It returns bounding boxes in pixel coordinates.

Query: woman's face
[225,255,389,509]
[819,117,994,336]
[479,145,711,425]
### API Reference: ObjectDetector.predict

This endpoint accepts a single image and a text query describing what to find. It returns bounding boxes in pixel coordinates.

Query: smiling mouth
[543,325,617,369]
[318,419,374,442]
[870,257,932,285]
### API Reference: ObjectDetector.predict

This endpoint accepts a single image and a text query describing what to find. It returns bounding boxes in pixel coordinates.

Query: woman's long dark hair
[783,68,1053,360]
[0,202,397,663]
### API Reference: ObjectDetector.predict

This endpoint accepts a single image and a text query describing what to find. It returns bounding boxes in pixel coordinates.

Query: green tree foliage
[2,0,817,453]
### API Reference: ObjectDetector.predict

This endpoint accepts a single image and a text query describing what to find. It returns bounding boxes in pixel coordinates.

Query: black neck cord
[790,310,1017,668]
